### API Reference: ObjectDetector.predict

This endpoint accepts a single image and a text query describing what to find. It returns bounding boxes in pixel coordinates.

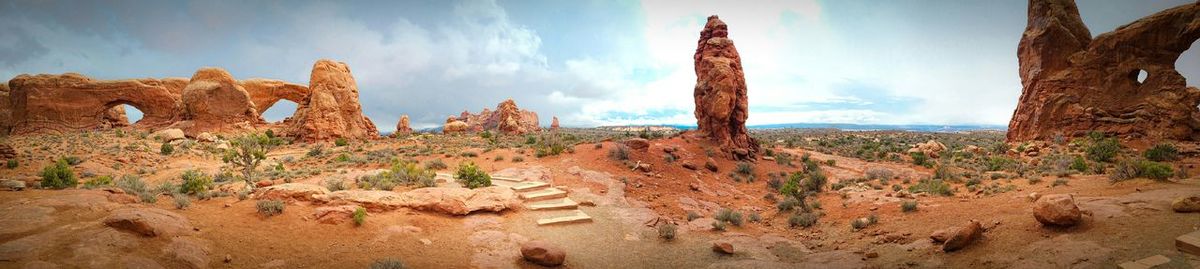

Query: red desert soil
[0,130,1198,268]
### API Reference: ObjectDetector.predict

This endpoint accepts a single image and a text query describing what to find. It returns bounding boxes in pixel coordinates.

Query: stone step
[527,198,579,210]
[510,181,550,192]
[520,188,567,202]
[536,210,592,226]
[491,176,525,182]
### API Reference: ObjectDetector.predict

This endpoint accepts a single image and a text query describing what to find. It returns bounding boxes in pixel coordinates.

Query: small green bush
[910,152,929,166]
[160,143,174,155]
[424,159,448,170]
[901,200,918,212]
[455,162,491,189]
[735,162,754,176]
[711,220,727,231]
[658,223,677,240]
[307,145,324,157]
[40,159,78,189]
[789,212,819,228]
[1070,156,1089,173]
[1138,160,1174,181]
[353,207,367,226]
[715,208,743,226]
[1052,178,1069,187]
[368,259,407,269]
[334,137,349,147]
[256,200,285,217]
[84,175,113,189]
[851,218,868,230]
[908,179,953,196]
[986,156,1017,172]
[1086,133,1120,163]
[608,145,630,161]
[324,178,347,191]
[6,159,17,169]
[173,194,190,209]
[179,170,213,195]
[777,197,801,212]
[686,211,701,221]
[1144,143,1179,162]
[511,156,525,162]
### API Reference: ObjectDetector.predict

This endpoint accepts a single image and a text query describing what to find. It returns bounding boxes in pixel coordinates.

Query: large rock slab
[1007,0,1200,142]
[693,15,759,160]
[256,183,330,202]
[103,208,193,237]
[520,240,565,266]
[398,186,521,215]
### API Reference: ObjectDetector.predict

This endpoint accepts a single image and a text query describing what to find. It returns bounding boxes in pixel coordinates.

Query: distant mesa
[0,59,377,141]
[444,98,540,135]
[691,15,759,160]
[1007,0,1200,142]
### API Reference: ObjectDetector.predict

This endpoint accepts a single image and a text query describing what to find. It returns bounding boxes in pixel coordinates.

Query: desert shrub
[460,151,478,158]
[179,170,213,195]
[801,171,827,193]
[767,176,783,190]
[908,179,953,196]
[1052,178,1069,187]
[1144,143,1179,162]
[901,200,918,212]
[607,145,630,161]
[160,143,174,155]
[1070,156,1089,173]
[867,213,879,225]
[735,162,754,176]
[715,208,744,226]
[5,159,16,169]
[353,207,367,226]
[711,220,727,231]
[116,175,147,194]
[334,137,349,147]
[63,156,83,166]
[40,159,78,189]
[851,218,868,230]
[424,159,448,170]
[368,259,407,269]
[825,159,837,166]
[237,189,250,200]
[511,156,525,162]
[933,165,956,180]
[173,194,190,209]
[1028,177,1043,185]
[138,191,158,203]
[1138,160,1174,181]
[658,223,677,240]
[256,200,285,217]
[686,211,701,221]
[84,175,113,189]
[1086,133,1120,163]
[865,167,894,181]
[455,162,491,189]
[748,212,762,222]
[324,178,347,191]
[910,152,930,166]
[776,197,801,212]
[307,145,324,157]
[223,133,275,191]
[986,156,1017,172]
[789,212,819,228]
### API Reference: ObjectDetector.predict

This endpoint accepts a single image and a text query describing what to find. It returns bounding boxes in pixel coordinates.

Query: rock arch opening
[100,101,149,128]
[260,99,298,123]
[1179,41,1199,110]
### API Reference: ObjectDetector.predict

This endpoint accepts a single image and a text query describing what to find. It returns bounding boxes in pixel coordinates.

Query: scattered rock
[704,158,719,172]
[103,208,193,237]
[223,255,232,263]
[712,241,735,254]
[195,132,216,142]
[0,180,25,191]
[151,129,185,142]
[1034,194,1082,226]
[520,240,565,267]
[943,220,982,252]
[624,138,650,151]
[907,140,946,158]
[682,162,697,170]
[1172,195,1200,213]
[692,15,759,160]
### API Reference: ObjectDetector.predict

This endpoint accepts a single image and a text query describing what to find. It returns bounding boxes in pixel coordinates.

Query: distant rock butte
[550,116,560,130]
[693,15,759,160]
[395,114,413,135]
[1007,0,1200,142]
[447,98,540,135]
[1,59,377,141]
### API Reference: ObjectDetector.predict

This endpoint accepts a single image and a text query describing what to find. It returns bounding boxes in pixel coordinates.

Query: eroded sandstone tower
[694,15,759,160]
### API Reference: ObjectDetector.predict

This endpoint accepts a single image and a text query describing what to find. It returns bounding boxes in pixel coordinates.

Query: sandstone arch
[7,73,186,134]
[1008,0,1200,142]
[242,78,309,119]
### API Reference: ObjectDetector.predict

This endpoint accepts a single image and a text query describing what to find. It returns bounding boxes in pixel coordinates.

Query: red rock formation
[178,68,260,133]
[444,116,468,134]
[100,106,129,128]
[550,116,560,130]
[241,79,309,120]
[1008,0,1200,142]
[395,114,412,135]
[693,15,759,160]
[449,98,540,135]
[0,83,11,134]
[7,73,187,134]
[285,59,379,141]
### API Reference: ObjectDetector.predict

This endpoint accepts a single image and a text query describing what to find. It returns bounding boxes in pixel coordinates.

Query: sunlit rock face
[1008,0,1200,142]
[693,15,759,160]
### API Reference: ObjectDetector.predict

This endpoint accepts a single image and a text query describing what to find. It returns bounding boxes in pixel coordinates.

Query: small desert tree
[223,133,275,190]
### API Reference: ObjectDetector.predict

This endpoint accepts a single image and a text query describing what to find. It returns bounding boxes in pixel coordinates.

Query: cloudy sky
[0,0,1197,130]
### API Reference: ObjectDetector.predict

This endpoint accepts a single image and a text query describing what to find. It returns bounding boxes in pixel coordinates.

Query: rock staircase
[488,174,592,226]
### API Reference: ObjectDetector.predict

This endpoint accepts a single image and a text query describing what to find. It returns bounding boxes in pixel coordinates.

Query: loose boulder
[711,241,735,254]
[624,138,650,151]
[1173,195,1200,213]
[152,128,186,142]
[943,220,983,252]
[1033,194,1082,226]
[520,240,565,266]
[692,15,759,160]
